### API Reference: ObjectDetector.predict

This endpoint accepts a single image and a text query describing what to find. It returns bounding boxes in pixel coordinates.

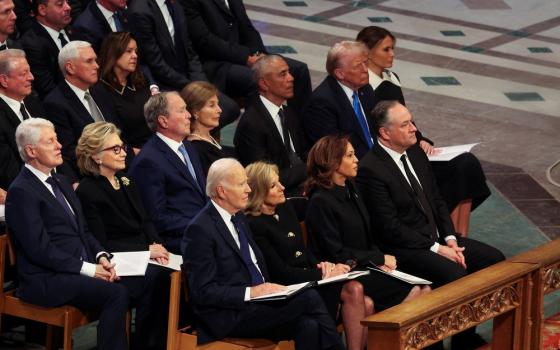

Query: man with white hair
[0,49,45,191]
[5,118,130,350]
[303,40,376,160]
[21,0,75,98]
[182,158,343,349]
[43,40,116,181]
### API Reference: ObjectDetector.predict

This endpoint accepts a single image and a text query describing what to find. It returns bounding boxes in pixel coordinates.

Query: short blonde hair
[76,121,121,176]
[245,162,279,216]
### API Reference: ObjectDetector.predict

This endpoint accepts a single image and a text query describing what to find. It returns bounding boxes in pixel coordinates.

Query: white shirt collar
[368,68,401,90]
[0,94,24,121]
[337,80,355,105]
[211,199,234,223]
[259,95,282,118]
[378,139,406,164]
[38,22,68,50]
[65,80,88,101]
[96,1,115,20]
[156,132,183,152]
[25,163,52,183]
[0,41,7,47]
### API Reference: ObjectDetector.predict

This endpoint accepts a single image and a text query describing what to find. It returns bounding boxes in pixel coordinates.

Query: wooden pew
[361,260,538,350]
[509,239,560,349]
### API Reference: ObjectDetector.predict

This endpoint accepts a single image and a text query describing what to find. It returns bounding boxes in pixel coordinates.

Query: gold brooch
[295,251,302,257]
[120,176,130,186]
[287,232,295,237]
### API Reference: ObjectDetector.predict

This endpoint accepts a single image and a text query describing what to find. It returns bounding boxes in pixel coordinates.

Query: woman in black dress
[245,161,372,350]
[75,121,170,350]
[356,26,491,236]
[305,135,430,310]
[96,32,153,154]
[180,81,235,175]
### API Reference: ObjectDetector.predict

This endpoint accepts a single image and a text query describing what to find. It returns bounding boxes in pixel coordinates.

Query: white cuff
[430,242,440,253]
[244,287,251,301]
[80,261,96,277]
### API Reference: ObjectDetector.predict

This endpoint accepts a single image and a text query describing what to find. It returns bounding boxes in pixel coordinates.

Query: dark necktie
[278,107,302,167]
[231,215,265,286]
[164,0,187,71]
[20,103,30,120]
[113,12,124,31]
[0,44,7,51]
[58,32,68,47]
[352,91,374,149]
[400,155,438,240]
[178,144,202,192]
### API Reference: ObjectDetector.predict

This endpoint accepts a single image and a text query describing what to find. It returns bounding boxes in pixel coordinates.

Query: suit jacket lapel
[183,141,206,194]
[153,136,202,193]
[90,2,113,33]
[53,174,80,229]
[61,82,95,124]
[212,0,233,16]
[149,0,175,50]
[208,205,244,261]
[33,21,60,54]
[0,99,22,130]
[256,99,286,151]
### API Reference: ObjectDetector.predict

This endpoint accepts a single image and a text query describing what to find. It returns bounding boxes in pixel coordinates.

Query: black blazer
[305,181,385,267]
[5,168,104,306]
[234,99,307,192]
[355,144,457,258]
[182,202,269,343]
[21,20,76,99]
[43,81,118,181]
[181,0,264,90]
[128,0,206,90]
[72,1,130,52]
[76,173,162,252]
[247,202,321,285]
[0,95,45,189]
[303,75,376,160]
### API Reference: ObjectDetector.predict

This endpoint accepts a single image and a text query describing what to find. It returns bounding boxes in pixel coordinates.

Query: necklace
[113,176,121,190]
[190,133,222,149]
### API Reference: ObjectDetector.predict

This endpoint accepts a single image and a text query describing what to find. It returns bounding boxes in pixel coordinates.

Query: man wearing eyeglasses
[43,40,118,182]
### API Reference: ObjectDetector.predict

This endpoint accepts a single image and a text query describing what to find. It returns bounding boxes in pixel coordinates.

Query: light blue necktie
[178,144,201,191]
[352,91,374,149]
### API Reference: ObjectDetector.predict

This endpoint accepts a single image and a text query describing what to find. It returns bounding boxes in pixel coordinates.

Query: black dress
[247,201,341,320]
[96,80,153,148]
[76,173,170,350]
[306,181,412,311]
[372,78,490,211]
[189,139,235,176]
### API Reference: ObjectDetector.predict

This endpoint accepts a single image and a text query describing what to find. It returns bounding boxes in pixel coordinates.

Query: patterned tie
[178,144,201,192]
[231,215,265,286]
[58,32,68,47]
[84,91,105,122]
[352,91,374,149]
[400,154,438,240]
[20,103,30,120]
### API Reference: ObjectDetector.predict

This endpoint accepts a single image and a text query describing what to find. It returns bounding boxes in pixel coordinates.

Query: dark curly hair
[304,135,350,196]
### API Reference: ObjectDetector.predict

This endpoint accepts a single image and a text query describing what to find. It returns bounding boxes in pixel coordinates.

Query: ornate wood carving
[403,284,520,349]
[543,263,560,294]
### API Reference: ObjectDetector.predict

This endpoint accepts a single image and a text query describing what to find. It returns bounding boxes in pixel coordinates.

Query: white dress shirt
[377,141,456,252]
[0,94,29,122]
[155,0,175,42]
[65,80,98,117]
[259,95,295,152]
[368,68,401,90]
[156,132,188,163]
[211,200,263,301]
[38,22,69,50]
[96,1,118,32]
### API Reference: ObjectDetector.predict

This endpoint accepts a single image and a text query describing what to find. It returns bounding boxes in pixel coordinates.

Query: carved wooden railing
[509,239,560,350]
[361,260,537,350]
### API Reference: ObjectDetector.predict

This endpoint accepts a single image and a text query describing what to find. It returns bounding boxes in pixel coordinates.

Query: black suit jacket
[73,1,130,52]
[76,173,162,252]
[182,202,269,343]
[21,20,76,99]
[5,168,104,306]
[128,0,206,90]
[303,75,376,160]
[0,95,45,189]
[43,81,118,181]
[355,144,457,259]
[181,0,264,90]
[234,99,307,192]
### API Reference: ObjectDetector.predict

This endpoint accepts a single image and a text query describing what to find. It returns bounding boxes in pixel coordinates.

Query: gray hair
[370,100,401,137]
[0,49,26,75]
[251,54,285,83]
[15,118,55,162]
[143,91,179,132]
[206,158,243,198]
[58,40,92,76]
[325,40,367,76]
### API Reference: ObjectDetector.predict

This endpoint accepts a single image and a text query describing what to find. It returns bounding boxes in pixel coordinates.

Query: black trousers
[228,289,343,350]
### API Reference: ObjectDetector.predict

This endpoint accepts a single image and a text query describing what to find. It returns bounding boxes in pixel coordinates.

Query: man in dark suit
[0,49,45,190]
[182,158,342,349]
[234,55,307,197]
[5,118,130,350]
[356,100,504,350]
[43,40,116,182]
[72,0,128,52]
[21,0,74,98]
[303,40,376,160]
[127,0,239,126]
[129,92,207,254]
[0,0,19,49]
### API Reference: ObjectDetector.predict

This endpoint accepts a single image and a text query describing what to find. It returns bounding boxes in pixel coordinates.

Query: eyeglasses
[100,144,126,155]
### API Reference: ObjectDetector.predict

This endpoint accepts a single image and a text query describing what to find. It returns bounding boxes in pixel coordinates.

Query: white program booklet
[368,266,432,285]
[111,251,150,276]
[428,143,480,162]
[250,281,314,302]
[149,252,183,271]
[316,270,370,286]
